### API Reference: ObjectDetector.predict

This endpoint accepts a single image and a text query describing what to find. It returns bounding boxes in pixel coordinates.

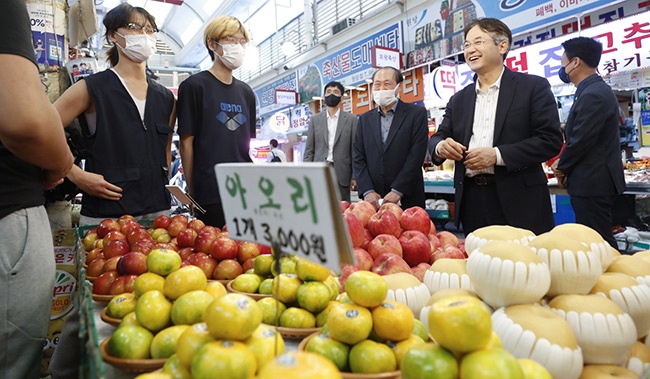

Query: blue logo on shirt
[217,102,247,131]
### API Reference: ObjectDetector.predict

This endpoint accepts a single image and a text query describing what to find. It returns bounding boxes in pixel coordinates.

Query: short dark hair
[270,139,278,148]
[464,18,512,59]
[104,3,158,67]
[371,67,404,84]
[561,37,602,68]
[324,81,344,95]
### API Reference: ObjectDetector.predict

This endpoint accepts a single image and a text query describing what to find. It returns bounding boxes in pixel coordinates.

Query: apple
[117,251,148,276]
[429,220,437,235]
[176,228,198,248]
[82,232,99,251]
[131,238,155,255]
[344,213,365,248]
[103,256,121,273]
[213,259,243,280]
[93,239,104,249]
[344,201,374,227]
[353,247,373,271]
[153,242,179,252]
[150,228,171,243]
[242,257,255,272]
[146,248,182,276]
[367,234,403,260]
[117,214,137,226]
[338,265,360,292]
[127,229,152,246]
[92,271,119,295]
[411,262,431,282]
[109,274,138,295]
[120,220,141,237]
[362,229,373,250]
[379,202,403,220]
[259,244,272,255]
[215,231,229,239]
[195,232,217,254]
[399,230,432,267]
[430,244,466,263]
[368,209,402,238]
[153,215,171,229]
[171,214,189,225]
[458,241,467,256]
[436,231,460,247]
[167,221,186,238]
[400,206,431,235]
[178,247,195,261]
[238,242,261,263]
[210,237,238,261]
[428,234,442,254]
[340,200,351,213]
[96,219,121,238]
[87,258,106,277]
[187,219,206,233]
[103,240,130,259]
[102,230,127,246]
[199,225,221,236]
[221,224,228,232]
[85,247,104,265]
[371,253,412,276]
[188,252,217,279]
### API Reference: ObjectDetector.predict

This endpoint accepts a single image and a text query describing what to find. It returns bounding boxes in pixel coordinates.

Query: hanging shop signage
[26,0,67,69]
[403,0,629,68]
[371,46,402,69]
[298,23,402,104]
[424,65,459,109]
[289,104,312,134]
[269,112,290,134]
[275,89,299,105]
[255,71,298,117]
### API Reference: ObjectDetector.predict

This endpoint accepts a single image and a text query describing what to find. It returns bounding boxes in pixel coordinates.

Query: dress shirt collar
[474,66,505,94]
[377,101,398,116]
[326,108,340,120]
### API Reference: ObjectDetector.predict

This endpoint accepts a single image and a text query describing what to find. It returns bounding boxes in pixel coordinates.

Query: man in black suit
[552,37,625,248]
[354,67,429,210]
[428,18,563,235]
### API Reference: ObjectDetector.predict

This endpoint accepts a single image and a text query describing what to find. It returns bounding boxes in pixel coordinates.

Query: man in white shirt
[304,81,358,202]
[266,138,287,162]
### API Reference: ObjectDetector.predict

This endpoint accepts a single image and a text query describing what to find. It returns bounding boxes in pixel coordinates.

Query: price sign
[215,163,355,272]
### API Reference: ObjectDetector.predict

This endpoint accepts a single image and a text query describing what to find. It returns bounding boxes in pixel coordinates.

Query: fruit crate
[79,267,107,379]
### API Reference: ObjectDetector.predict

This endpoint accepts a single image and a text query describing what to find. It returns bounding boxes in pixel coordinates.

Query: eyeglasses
[220,36,248,47]
[122,23,158,35]
[463,38,494,51]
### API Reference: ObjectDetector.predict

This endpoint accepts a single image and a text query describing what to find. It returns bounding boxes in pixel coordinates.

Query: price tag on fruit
[215,163,355,273]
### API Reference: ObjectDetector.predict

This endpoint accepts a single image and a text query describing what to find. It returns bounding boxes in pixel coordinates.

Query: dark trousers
[197,203,226,230]
[570,195,618,248]
[460,175,507,235]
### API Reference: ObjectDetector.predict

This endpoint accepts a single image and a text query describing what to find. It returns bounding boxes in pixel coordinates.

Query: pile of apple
[340,201,465,288]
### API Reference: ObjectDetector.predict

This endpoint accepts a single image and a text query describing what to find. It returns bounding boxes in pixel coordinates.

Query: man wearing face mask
[303,81,358,202]
[353,67,429,210]
[552,37,625,248]
[177,16,256,229]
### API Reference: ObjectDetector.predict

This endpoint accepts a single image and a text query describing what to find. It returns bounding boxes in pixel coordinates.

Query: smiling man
[428,18,563,235]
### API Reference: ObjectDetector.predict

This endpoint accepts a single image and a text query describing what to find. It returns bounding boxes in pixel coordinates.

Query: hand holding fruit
[383,191,401,205]
[363,192,382,211]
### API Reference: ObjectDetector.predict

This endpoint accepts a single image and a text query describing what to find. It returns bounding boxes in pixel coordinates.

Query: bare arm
[179,133,194,196]
[0,54,73,188]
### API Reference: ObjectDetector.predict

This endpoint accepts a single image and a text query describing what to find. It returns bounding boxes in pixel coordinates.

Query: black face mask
[324,94,341,107]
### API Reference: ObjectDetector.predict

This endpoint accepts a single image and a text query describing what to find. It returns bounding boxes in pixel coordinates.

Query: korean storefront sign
[215,163,355,272]
[256,72,299,117]
[298,23,402,104]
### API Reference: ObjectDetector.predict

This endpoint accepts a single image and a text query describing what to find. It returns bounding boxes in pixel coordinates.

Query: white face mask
[373,85,399,107]
[116,32,157,63]
[216,42,246,70]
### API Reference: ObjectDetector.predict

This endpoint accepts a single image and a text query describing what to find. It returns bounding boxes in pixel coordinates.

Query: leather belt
[466,174,495,186]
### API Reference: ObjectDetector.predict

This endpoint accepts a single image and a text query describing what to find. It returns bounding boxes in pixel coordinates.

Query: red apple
[82,232,99,251]
[117,251,148,276]
[171,214,189,225]
[340,200,351,213]
[195,232,217,254]
[400,206,431,235]
[371,253,412,276]
[154,242,178,252]
[103,240,130,259]
[92,271,118,295]
[178,247,195,261]
[102,230,127,246]
[430,244,466,263]
[238,242,261,263]
[87,258,106,277]
[221,224,228,232]
[131,238,155,255]
[176,228,198,248]
[428,234,442,254]
[210,237,238,260]
[199,225,221,236]
[353,247,373,271]
[213,259,243,280]
[109,274,137,295]
[120,220,141,237]
[188,252,217,279]
[187,219,206,233]
[399,230,432,267]
[103,256,121,273]
[411,262,431,282]
[379,202,403,220]
[242,257,255,272]
[215,231,229,239]
[429,220,437,235]
[367,234,403,260]
[338,265,360,292]
[259,244,272,255]
[85,247,104,265]
[96,219,121,238]
[153,215,172,229]
[344,201,375,227]
[344,213,365,248]
[458,241,467,256]
[167,221,186,238]
[368,209,402,238]
[436,231,460,247]
[128,228,152,245]
[362,229,373,250]
[117,214,137,226]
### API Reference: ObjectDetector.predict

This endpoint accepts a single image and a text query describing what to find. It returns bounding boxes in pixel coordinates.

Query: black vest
[80,70,174,218]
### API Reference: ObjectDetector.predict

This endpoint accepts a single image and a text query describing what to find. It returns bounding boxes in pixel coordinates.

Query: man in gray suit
[304,81,358,202]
